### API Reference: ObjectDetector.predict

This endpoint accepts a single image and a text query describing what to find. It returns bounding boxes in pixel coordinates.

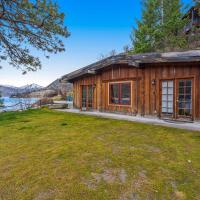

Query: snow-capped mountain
[0,80,72,98]
[0,84,43,97]
[19,84,43,91]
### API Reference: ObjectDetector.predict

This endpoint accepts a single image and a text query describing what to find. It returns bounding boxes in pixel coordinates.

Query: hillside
[46,79,72,94]
[0,78,72,99]
[0,84,43,97]
[17,79,72,98]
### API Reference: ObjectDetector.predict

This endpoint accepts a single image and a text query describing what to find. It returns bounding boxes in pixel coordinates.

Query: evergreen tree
[194,0,200,6]
[131,0,187,53]
[160,0,187,51]
[131,0,161,53]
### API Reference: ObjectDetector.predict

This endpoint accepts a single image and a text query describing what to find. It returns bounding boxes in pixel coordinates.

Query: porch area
[57,108,200,132]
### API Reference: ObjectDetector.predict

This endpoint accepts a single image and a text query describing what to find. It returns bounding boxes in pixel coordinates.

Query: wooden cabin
[183,6,200,48]
[62,50,200,122]
[183,6,200,34]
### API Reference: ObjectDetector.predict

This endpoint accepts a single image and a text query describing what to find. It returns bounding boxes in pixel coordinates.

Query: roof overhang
[61,50,200,83]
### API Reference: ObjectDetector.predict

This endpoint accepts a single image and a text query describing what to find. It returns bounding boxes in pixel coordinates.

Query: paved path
[57,109,200,132]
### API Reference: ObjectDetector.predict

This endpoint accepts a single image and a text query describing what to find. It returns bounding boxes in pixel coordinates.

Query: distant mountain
[0,85,18,97]
[0,84,43,97]
[19,84,43,93]
[23,79,72,98]
[0,79,72,99]
[7,79,73,99]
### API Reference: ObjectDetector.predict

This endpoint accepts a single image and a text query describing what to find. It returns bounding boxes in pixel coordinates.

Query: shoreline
[0,97,39,112]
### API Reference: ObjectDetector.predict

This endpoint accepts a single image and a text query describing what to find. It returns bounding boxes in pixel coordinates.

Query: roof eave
[61,50,200,83]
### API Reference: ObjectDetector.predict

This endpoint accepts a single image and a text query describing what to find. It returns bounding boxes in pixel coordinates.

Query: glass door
[82,86,87,110]
[81,85,93,111]
[161,80,174,116]
[88,85,93,110]
[177,79,193,118]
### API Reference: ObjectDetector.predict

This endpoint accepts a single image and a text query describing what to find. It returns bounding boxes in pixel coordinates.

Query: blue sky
[0,0,192,87]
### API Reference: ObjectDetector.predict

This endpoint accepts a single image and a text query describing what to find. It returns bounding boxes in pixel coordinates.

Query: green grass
[0,109,199,200]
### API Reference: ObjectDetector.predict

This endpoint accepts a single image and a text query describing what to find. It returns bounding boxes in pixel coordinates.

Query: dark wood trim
[108,81,132,107]
[102,77,142,83]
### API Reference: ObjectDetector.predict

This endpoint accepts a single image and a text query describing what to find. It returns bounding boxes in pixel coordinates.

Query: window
[121,83,131,104]
[110,84,119,104]
[109,82,131,105]
[161,80,174,114]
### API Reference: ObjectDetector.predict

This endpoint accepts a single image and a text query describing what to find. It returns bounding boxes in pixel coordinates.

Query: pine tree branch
[0,0,69,73]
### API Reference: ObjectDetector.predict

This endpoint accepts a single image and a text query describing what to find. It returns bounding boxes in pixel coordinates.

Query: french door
[161,79,193,120]
[176,79,193,119]
[161,80,174,117]
[81,85,93,111]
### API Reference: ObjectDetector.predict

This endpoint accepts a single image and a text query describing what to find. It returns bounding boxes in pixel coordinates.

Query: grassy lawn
[0,109,199,200]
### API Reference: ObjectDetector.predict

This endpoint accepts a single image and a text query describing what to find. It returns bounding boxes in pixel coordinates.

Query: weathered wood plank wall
[72,63,200,120]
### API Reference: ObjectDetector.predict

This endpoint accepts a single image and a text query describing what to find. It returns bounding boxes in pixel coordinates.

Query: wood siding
[72,63,200,120]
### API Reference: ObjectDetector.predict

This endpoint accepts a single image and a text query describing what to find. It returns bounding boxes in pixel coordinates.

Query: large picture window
[109,82,131,105]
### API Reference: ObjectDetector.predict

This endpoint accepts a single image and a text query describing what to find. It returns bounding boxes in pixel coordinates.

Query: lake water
[0,97,39,112]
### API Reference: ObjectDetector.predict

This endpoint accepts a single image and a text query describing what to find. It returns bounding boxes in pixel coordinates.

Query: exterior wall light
[151,79,156,85]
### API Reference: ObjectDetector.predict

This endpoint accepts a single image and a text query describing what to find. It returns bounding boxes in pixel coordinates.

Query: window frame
[108,81,132,106]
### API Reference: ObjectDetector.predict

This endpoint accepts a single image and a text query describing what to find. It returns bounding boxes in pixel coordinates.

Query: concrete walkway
[57,109,200,132]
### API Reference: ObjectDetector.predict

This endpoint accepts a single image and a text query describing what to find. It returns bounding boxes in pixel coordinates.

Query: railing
[0,98,62,112]
[0,101,41,112]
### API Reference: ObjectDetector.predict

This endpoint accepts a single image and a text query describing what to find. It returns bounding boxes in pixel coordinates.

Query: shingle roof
[61,50,200,82]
